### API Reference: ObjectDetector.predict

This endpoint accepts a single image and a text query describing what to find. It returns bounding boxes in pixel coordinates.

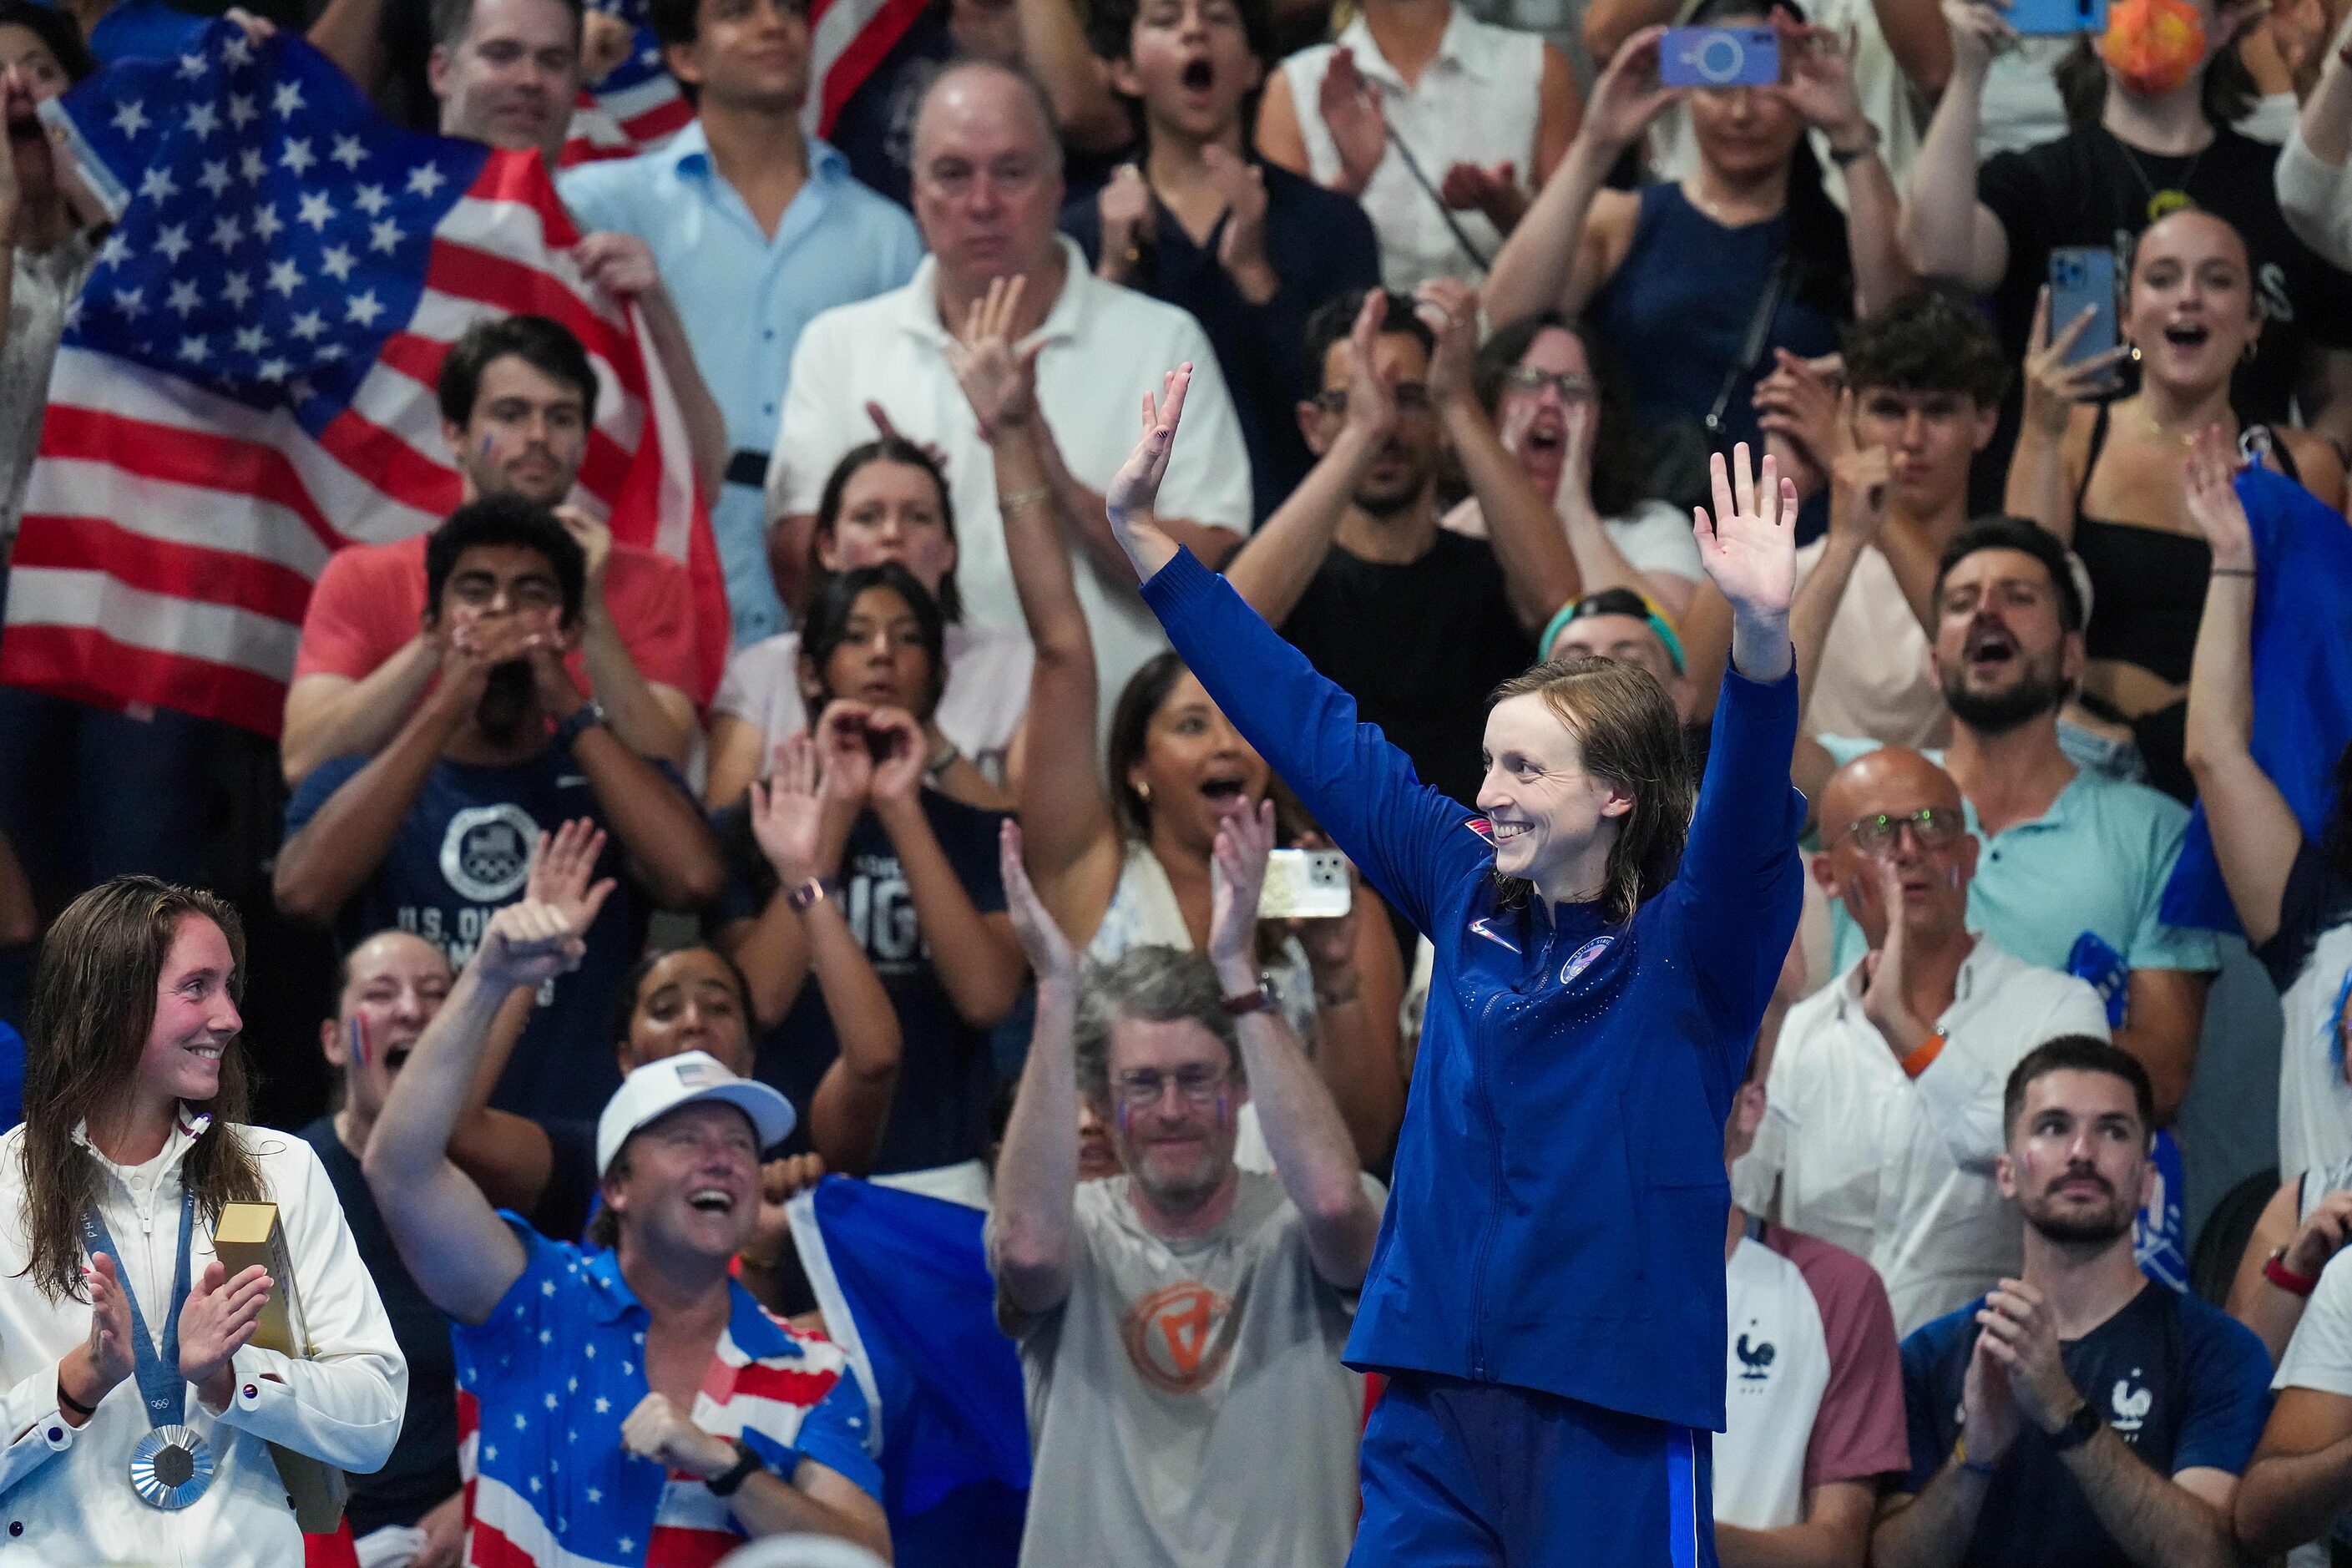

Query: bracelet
[785,877,839,913]
[1899,1025,1949,1079]
[2210,567,2256,578]
[1953,1435,1998,1477]
[923,739,959,779]
[2265,1246,2322,1297]
[998,483,1052,513]
[55,1378,96,1418]
[1827,125,1881,165]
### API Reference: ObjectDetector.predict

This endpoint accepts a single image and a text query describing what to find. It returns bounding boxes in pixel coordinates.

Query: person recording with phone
[1899,0,2352,476]
[1484,8,1914,511]
[2005,207,2343,801]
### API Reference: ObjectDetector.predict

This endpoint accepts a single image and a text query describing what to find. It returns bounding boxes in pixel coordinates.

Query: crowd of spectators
[4,0,2352,1555]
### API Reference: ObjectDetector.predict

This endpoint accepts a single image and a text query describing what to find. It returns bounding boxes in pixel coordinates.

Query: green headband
[1540,593,1687,676]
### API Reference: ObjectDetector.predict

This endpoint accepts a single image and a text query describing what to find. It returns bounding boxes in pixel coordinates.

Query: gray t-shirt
[997,1171,1368,1568]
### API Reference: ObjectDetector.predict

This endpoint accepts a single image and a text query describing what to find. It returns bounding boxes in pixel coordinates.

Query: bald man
[1737,749,2112,1334]
[765,59,1256,716]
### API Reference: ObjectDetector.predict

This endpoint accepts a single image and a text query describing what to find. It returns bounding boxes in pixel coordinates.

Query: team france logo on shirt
[1560,936,1614,986]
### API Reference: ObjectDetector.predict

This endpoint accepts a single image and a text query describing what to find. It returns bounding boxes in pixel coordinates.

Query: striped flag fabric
[0,20,726,736]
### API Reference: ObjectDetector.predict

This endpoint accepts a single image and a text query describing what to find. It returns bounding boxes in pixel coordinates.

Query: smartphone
[1257,849,1353,921]
[2006,0,2107,36]
[2047,246,2119,373]
[1659,25,1780,88]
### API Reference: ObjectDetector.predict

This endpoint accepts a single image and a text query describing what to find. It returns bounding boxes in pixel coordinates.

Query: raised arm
[1207,802,1380,1287]
[2227,1180,2352,1362]
[280,642,442,788]
[987,822,1084,1316]
[2004,289,2124,544]
[1898,0,2010,291]
[1485,28,1677,327]
[1776,14,1916,316]
[1112,367,1492,933]
[2180,428,2301,946]
[2279,11,2352,265]
[554,507,696,767]
[1788,398,1891,720]
[1018,0,1130,152]
[1424,279,1581,630]
[574,235,729,502]
[363,892,611,1326]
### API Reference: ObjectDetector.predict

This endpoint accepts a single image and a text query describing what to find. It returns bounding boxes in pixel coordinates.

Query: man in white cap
[365,893,891,1565]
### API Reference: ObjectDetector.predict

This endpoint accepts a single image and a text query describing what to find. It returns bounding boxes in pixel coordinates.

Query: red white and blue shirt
[455,1216,880,1568]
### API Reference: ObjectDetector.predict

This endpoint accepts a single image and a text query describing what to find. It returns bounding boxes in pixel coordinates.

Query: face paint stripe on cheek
[351,1014,370,1066]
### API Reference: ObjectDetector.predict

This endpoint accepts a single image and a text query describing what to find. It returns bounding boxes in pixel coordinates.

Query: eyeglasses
[1313,383,1433,417]
[1834,807,1966,854]
[1112,1066,1229,1110]
[1501,366,1597,402]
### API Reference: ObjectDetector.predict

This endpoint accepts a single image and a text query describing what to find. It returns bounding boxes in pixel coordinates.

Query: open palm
[1693,443,1797,619]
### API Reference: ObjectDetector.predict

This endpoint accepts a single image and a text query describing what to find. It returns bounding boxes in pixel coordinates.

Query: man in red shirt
[282,316,706,783]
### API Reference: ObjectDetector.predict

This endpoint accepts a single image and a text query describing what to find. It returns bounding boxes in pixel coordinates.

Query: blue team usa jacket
[1141,550,1806,1434]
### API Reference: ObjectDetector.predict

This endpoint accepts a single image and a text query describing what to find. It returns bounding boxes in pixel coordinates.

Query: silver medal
[129,1424,214,1510]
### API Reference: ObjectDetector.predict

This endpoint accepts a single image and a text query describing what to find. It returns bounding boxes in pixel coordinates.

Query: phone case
[2048,247,2119,368]
[1257,850,1354,921]
[2005,0,2108,36]
[1658,26,1780,87]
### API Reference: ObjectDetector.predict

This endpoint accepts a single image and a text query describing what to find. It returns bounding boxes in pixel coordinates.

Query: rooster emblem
[1736,1333,1776,1382]
[2111,1373,2152,1435]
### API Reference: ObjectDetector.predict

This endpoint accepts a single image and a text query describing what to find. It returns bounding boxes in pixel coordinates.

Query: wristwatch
[785,877,839,913]
[706,1437,766,1498]
[1221,977,1279,1018]
[2046,1399,2102,1454]
[553,700,609,750]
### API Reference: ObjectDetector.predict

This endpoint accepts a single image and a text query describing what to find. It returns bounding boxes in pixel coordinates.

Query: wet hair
[2003,1034,2156,1146]
[1474,312,1650,519]
[2054,30,2255,133]
[1682,0,1854,323]
[0,1,96,83]
[436,315,599,429]
[1072,945,1242,1105]
[799,561,949,718]
[431,0,584,54]
[1485,656,1694,925]
[422,493,588,625]
[1841,286,2010,408]
[1932,517,2086,634]
[810,437,963,621]
[1300,289,1434,384]
[1086,0,1277,67]
[610,943,754,1055]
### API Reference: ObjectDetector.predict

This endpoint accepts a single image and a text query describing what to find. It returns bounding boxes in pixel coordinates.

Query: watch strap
[1221,977,1277,1017]
[2265,1246,2322,1297]
[706,1437,765,1497]
[2047,1400,2102,1453]
[554,700,608,748]
[785,877,840,913]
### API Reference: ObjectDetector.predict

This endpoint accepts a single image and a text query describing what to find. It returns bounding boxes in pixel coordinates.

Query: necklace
[2109,130,2208,222]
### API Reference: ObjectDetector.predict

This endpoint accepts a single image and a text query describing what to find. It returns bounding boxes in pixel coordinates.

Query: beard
[475,660,536,745]
[2021,1174,2136,1246]
[1943,659,2065,736]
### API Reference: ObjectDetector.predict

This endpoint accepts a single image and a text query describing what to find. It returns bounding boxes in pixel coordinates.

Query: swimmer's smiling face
[1474,693,1633,895]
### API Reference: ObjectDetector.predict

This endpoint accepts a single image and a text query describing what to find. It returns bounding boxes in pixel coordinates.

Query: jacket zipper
[1466,986,1510,1381]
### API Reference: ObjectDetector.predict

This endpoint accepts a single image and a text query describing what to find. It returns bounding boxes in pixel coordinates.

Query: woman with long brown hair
[0,876,403,1565]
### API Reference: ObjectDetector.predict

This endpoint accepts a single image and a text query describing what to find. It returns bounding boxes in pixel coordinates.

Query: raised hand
[999,820,1077,986]
[865,706,928,807]
[1858,857,1930,1055]
[1439,161,1526,230]
[2182,424,2254,570]
[70,1252,136,1417]
[1578,27,1683,157]
[620,1392,734,1480]
[749,734,851,886]
[574,231,663,301]
[1104,365,1192,578]
[1694,443,1798,621]
[1201,146,1273,290]
[1415,278,1482,414]
[1097,164,1157,283]
[1975,1280,2085,1436]
[1753,348,1844,478]
[524,818,615,930]
[1338,290,1399,444]
[581,7,634,80]
[1960,1327,2021,1465]
[946,274,1044,441]
[744,1153,827,1272]
[553,507,614,597]
[2284,1188,2352,1280]
[180,1261,271,1403]
[1207,797,1277,977]
[1772,15,1870,142]
[1826,392,1894,548]
[1939,0,2016,83]
[1317,48,1387,194]
[813,701,878,807]
[2021,285,2126,439]
[476,890,611,991]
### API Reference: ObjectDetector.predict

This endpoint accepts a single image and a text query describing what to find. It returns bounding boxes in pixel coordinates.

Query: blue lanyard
[78,1187,196,1431]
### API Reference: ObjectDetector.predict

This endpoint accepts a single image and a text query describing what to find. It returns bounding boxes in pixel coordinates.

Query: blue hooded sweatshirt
[1141,549,1805,1432]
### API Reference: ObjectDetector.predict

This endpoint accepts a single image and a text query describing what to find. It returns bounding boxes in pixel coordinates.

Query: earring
[1136,781,1151,804]
[2127,342,2142,363]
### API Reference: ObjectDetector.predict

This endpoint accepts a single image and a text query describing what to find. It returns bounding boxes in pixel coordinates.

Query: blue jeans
[1350,1372,1717,1568]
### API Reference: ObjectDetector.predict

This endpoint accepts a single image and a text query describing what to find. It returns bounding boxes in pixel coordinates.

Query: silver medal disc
[129,1424,213,1510]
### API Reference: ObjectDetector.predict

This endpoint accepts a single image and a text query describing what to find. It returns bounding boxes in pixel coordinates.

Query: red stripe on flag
[728,1362,842,1406]
[424,240,647,401]
[464,149,584,248]
[374,330,450,391]
[459,1520,544,1568]
[0,625,286,735]
[37,406,341,554]
[11,513,314,623]
[642,1525,739,1568]
[620,97,695,144]
[312,407,466,518]
[817,0,929,134]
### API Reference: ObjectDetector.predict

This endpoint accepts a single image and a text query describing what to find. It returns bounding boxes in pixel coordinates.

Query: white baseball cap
[595,1050,797,1177]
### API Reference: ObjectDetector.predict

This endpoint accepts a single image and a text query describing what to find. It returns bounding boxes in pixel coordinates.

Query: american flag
[0,22,728,735]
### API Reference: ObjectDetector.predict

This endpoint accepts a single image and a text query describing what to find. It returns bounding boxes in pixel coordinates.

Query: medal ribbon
[78,1187,196,1431]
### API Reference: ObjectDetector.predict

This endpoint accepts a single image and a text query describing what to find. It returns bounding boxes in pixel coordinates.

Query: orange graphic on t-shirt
[1121,1280,1234,1393]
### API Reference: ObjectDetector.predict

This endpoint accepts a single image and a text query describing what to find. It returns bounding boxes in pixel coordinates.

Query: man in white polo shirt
[1739,746,2112,1335]
[766,59,1252,711]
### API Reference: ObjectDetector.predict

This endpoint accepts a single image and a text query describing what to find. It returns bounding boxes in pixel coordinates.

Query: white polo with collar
[766,236,1252,717]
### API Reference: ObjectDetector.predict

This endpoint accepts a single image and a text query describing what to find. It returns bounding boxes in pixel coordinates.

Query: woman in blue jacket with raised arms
[1100,313,1806,1566]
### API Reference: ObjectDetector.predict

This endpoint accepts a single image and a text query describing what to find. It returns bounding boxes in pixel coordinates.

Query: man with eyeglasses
[1793,518,2221,1130]
[1741,746,2112,1336]
[990,804,1382,1568]
[1222,284,1581,812]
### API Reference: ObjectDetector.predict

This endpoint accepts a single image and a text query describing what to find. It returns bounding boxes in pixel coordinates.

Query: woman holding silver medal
[0,877,403,1564]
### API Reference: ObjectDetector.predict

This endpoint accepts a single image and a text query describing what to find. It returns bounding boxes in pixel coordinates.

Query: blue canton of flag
[45,22,490,438]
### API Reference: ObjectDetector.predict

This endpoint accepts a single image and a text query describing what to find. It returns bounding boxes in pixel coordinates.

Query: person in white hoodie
[0,876,405,1565]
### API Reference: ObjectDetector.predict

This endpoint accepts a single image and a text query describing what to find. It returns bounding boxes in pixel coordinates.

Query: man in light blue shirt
[560,0,925,646]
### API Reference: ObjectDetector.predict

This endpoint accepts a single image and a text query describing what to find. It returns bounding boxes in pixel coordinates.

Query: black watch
[2046,1399,2102,1454]
[707,1437,766,1497]
[554,700,609,750]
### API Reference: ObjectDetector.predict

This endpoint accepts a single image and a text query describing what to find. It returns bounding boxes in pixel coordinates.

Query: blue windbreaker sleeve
[1662,663,1808,1067]
[1140,548,1489,935]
